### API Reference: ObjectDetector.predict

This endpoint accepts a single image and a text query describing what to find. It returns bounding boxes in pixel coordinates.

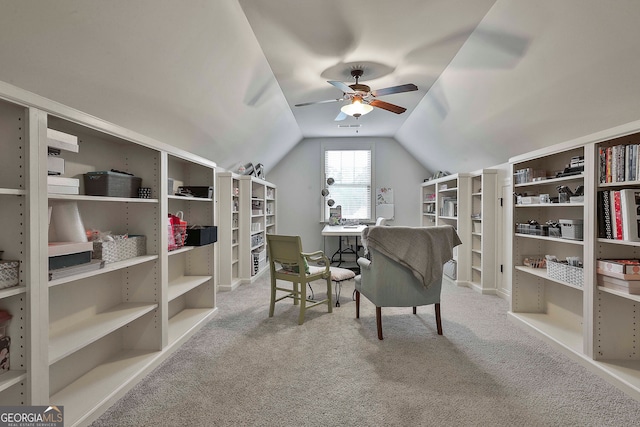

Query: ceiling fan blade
[371,83,418,97]
[328,80,354,94]
[334,111,347,121]
[295,98,344,107]
[369,99,407,114]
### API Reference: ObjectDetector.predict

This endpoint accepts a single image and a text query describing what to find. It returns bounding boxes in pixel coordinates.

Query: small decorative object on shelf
[138,187,152,199]
[522,255,546,268]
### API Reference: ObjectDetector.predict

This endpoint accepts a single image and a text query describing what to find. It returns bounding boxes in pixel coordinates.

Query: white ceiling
[1,1,640,174]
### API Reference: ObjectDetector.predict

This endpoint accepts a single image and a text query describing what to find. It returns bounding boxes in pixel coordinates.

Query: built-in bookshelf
[592,133,640,399]
[468,169,498,294]
[0,98,30,406]
[420,173,470,284]
[0,80,219,425]
[507,120,640,402]
[239,176,276,282]
[509,145,587,357]
[217,172,242,291]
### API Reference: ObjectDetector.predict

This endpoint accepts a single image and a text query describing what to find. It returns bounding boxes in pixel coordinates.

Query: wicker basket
[0,261,19,289]
[547,261,583,287]
[92,236,147,263]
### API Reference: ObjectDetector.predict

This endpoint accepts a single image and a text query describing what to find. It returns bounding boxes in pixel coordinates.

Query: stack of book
[47,128,78,186]
[597,189,640,241]
[597,259,640,294]
[48,241,104,280]
[599,144,640,183]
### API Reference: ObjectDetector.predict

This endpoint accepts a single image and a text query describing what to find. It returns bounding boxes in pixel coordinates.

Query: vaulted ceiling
[1,1,640,175]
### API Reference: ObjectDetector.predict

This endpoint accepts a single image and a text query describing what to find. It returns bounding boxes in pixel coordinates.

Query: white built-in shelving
[509,145,587,359]
[239,176,276,283]
[507,120,640,402]
[468,169,498,294]
[0,80,218,426]
[0,97,30,406]
[217,172,242,291]
[420,173,470,284]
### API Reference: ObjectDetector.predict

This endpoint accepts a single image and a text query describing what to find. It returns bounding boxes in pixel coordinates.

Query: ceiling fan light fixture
[340,96,373,118]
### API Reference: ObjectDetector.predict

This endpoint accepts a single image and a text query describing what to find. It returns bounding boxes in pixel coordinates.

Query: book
[47,176,79,187]
[596,268,640,280]
[620,189,640,241]
[612,190,622,239]
[597,191,606,238]
[47,185,79,195]
[48,241,94,257]
[597,274,640,294]
[602,190,613,239]
[49,251,92,270]
[48,259,105,281]
[47,128,79,153]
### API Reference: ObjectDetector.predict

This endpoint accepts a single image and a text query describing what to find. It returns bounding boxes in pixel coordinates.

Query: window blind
[324,149,372,221]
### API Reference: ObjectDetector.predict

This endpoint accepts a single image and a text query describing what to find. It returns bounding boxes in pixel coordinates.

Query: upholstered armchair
[355,225,461,340]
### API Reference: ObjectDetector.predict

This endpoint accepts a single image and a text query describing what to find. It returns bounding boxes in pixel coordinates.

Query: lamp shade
[341,97,373,118]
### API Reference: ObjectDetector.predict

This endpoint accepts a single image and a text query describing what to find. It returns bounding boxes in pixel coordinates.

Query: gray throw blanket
[362,225,462,288]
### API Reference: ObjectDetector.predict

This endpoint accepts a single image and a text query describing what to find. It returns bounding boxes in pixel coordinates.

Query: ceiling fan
[295,69,418,121]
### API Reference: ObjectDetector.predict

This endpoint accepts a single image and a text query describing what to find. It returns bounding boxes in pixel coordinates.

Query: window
[322,148,372,222]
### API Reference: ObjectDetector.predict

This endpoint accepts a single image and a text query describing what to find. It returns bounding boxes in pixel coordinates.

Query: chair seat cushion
[329,266,356,282]
[307,266,356,282]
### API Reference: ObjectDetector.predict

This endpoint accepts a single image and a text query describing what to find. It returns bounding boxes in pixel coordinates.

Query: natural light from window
[323,149,372,222]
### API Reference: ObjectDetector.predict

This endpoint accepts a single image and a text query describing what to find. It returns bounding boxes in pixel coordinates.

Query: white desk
[321,224,367,267]
[321,224,367,237]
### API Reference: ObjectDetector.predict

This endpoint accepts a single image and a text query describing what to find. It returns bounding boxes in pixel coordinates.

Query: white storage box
[559,219,584,240]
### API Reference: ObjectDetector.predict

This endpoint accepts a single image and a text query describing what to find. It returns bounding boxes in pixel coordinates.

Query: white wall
[268,137,431,253]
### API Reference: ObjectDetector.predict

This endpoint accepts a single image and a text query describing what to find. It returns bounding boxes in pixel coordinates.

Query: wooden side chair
[266,234,332,325]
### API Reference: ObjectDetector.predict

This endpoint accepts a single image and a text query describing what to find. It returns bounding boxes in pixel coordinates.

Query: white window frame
[320,142,375,223]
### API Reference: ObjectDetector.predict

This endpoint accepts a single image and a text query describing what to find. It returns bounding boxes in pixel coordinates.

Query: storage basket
[185,226,217,246]
[547,261,584,287]
[92,236,146,263]
[559,219,584,240]
[0,261,19,289]
[84,171,142,198]
[252,249,267,275]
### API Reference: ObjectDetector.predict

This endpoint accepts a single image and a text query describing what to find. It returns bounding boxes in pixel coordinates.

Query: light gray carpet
[92,275,640,426]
